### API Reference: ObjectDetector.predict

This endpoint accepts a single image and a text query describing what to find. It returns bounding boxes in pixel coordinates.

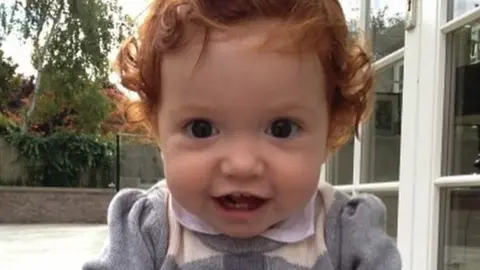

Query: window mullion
[396,1,423,269]
[440,6,480,33]
[353,136,362,186]
[373,48,405,72]
[358,0,370,31]
[352,0,371,189]
[405,0,444,268]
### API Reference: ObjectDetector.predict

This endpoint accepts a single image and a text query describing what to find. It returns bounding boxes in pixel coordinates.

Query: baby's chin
[211,221,281,239]
[218,228,269,239]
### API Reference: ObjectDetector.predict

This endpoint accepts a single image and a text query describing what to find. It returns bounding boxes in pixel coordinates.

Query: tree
[0,4,6,39]
[2,0,128,132]
[345,6,405,60]
[0,47,19,109]
[27,64,114,135]
[370,7,405,59]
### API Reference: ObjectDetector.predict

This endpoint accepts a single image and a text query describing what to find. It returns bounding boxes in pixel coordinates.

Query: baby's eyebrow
[169,102,314,114]
[261,102,313,115]
[167,103,217,117]
[270,104,307,112]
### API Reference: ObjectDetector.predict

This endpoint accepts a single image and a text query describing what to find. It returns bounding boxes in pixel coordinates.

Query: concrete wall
[0,137,28,185]
[0,187,115,224]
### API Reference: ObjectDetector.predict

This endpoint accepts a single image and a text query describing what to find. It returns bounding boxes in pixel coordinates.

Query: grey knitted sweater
[83,182,401,269]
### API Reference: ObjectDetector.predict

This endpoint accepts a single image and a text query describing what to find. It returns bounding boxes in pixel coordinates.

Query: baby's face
[158,21,329,238]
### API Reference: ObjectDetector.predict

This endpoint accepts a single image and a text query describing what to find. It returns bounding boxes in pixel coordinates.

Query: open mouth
[214,193,268,211]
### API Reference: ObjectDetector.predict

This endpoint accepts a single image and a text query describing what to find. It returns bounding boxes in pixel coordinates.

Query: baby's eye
[184,119,219,138]
[266,118,300,139]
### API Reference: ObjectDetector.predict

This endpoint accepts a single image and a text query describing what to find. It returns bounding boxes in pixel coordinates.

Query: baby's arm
[82,188,169,270]
[340,194,402,270]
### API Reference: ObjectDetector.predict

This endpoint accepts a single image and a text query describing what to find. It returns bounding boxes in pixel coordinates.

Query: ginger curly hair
[114,0,374,151]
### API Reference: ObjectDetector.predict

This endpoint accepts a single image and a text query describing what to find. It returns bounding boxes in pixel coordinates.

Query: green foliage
[31,65,114,134]
[0,47,19,108]
[72,84,113,133]
[4,0,126,81]
[0,113,19,135]
[0,3,9,39]
[371,7,405,59]
[3,131,115,187]
[39,1,119,80]
[3,0,129,131]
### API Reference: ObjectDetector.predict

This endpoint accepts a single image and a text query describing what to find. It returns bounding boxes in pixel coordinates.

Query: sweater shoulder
[106,180,170,229]
[83,181,170,270]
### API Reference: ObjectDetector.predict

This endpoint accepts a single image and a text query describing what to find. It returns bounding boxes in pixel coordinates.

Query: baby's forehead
[162,45,324,97]
[162,23,324,86]
[157,20,327,117]
[164,20,316,66]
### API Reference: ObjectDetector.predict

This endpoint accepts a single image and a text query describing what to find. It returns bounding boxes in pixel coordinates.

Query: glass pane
[444,20,480,175]
[361,60,403,183]
[370,0,406,60]
[324,0,359,187]
[339,0,361,34]
[365,191,398,239]
[448,0,480,20]
[326,138,354,185]
[439,187,480,270]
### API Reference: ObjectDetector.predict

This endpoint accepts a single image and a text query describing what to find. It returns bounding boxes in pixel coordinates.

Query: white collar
[170,192,316,243]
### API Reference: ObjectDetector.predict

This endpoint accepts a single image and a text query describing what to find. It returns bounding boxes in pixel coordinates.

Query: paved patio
[0,224,108,270]
[3,224,480,270]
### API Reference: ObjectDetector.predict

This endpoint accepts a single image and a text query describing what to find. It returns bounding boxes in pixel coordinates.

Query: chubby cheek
[275,159,321,203]
[161,140,216,210]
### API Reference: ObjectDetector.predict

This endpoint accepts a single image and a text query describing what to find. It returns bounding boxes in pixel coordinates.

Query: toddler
[84,0,401,269]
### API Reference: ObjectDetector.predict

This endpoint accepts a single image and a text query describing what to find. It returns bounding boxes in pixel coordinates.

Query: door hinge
[405,0,418,31]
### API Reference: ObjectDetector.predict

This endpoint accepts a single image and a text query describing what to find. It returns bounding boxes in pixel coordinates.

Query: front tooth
[234,204,248,209]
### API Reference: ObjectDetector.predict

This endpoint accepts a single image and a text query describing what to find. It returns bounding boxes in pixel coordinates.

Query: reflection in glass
[324,0,359,187]
[444,20,480,175]
[370,0,405,60]
[439,188,480,270]
[449,0,480,20]
[325,138,354,185]
[366,191,398,239]
[339,0,360,34]
[361,61,403,183]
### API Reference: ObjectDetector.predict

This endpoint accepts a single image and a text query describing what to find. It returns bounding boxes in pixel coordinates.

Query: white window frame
[325,2,480,269]
[320,1,480,269]
[399,2,480,270]
[433,5,480,270]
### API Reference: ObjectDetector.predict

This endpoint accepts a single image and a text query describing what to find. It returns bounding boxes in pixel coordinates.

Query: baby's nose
[219,141,265,179]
